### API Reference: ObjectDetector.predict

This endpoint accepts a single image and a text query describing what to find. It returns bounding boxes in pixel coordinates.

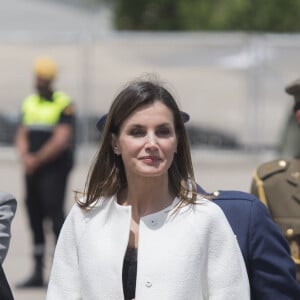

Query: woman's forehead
[121,101,174,126]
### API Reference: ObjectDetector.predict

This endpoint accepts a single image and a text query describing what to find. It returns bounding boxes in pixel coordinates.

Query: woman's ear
[111,134,121,155]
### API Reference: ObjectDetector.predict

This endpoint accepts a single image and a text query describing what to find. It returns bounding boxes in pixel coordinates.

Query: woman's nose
[145,133,157,147]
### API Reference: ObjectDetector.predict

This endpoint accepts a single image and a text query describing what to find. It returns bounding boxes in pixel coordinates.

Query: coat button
[278,160,287,167]
[213,191,220,197]
[287,228,294,237]
[145,280,152,287]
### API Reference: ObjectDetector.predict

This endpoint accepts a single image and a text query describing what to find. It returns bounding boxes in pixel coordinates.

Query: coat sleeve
[249,199,300,299]
[46,205,82,300]
[0,192,17,264]
[0,264,14,300]
[207,205,250,300]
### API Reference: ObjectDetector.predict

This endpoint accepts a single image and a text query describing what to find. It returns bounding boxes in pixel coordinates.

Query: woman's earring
[114,147,120,155]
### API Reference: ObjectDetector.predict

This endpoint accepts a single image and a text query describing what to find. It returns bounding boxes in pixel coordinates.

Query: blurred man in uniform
[251,78,300,282]
[15,56,76,288]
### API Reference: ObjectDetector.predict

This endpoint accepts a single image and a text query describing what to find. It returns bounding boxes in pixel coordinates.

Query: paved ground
[0,145,273,299]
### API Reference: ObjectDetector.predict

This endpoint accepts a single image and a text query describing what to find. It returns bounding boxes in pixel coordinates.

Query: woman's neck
[118,176,174,219]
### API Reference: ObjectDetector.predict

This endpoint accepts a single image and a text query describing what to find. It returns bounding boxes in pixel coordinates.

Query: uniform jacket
[250,158,300,282]
[0,192,17,264]
[197,186,300,300]
[47,195,250,300]
[251,158,300,238]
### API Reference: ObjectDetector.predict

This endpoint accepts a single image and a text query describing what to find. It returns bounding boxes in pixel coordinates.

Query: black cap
[96,110,190,132]
[285,78,300,103]
[180,111,190,123]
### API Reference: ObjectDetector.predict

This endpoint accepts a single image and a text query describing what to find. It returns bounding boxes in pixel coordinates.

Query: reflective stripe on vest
[22,91,71,126]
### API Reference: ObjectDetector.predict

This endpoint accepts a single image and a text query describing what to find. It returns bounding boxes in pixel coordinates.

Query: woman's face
[112,101,178,180]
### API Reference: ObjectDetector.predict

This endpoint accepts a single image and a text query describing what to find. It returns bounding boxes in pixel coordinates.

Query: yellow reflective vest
[22,91,71,127]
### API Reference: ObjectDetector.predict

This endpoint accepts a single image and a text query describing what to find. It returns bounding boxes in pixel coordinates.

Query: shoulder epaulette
[256,159,289,180]
[252,159,289,208]
[212,190,257,201]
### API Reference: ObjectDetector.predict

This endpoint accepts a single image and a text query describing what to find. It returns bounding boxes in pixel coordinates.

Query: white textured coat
[46,196,250,300]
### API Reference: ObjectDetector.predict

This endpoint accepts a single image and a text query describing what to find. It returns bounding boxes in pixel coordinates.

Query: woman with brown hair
[46,77,249,300]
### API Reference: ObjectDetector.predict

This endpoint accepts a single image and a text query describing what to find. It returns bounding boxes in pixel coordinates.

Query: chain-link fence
[1,31,299,154]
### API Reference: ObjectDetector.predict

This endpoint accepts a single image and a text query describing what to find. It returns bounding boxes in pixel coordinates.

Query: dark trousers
[25,163,71,250]
[0,264,14,300]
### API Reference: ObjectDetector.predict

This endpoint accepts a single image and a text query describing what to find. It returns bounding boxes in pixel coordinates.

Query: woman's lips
[140,156,161,163]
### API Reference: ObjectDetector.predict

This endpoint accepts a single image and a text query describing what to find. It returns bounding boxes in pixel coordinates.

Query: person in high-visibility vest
[15,56,76,288]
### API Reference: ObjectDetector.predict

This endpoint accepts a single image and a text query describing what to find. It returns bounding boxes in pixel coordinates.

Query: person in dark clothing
[198,186,300,300]
[15,56,76,288]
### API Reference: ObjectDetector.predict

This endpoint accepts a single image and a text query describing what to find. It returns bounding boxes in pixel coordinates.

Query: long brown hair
[77,77,197,209]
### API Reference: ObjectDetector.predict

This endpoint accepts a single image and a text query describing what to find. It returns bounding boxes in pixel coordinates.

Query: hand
[22,153,40,175]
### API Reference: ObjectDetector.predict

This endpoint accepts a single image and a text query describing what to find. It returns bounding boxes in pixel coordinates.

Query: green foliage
[113,0,181,30]
[251,0,300,32]
[107,0,300,31]
[176,0,251,30]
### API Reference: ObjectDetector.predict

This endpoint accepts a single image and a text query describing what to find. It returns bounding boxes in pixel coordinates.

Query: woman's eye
[129,129,145,137]
[156,128,171,136]
[127,126,172,137]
